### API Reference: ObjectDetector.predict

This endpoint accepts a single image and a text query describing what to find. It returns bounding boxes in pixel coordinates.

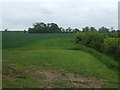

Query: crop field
[2,32,119,88]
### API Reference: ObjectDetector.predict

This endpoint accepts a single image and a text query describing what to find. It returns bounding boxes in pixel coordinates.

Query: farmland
[2,32,119,88]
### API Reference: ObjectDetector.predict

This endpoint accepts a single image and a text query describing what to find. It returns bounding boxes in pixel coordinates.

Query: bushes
[104,33,120,38]
[103,38,120,61]
[75,32,120,62]
[76,31,104,51]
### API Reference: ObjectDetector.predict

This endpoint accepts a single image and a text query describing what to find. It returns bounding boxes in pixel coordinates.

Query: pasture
[2,32,119,88]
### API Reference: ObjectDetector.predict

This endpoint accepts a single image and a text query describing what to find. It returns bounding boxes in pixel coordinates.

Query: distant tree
[117,30,120,38]
[73,28,80,33]
[60,27,65,33]
[29,22,46,33]
[48,23,61,33]
[24,30,26,33]
[111,30,116,33]
[82,26,89,32]
[117,30,120,33]
[98,27,109,33]
[66,27,72,33]
[66,28,69,33]
[90,27,97,31]
[110,27,114,31]
[28,22,61,33]
[82,26,97,32]
[4,28,8,32]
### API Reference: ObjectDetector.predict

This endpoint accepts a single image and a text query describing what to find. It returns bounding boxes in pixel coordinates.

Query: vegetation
[2,22,120,88]
[28,22,80,33]
[2,32,119,88]
[82,26,97,32]
[98,27,109,33]
[103,38,120,61]
[75,31,104,51]
[75,31,120,62]
[104,33,120,38]
[2,32,73,48]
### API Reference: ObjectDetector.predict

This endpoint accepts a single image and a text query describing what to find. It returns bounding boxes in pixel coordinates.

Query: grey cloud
[2,1,118,30]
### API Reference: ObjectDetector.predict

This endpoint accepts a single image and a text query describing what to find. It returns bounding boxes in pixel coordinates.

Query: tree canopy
[98,27,109,33]
[28,22,63,33]
[28,22,119,34]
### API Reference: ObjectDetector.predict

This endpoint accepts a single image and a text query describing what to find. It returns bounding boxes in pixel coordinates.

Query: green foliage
[82,26,97,32]
[76,31,104,51]
[103,38,120,61]
[73,28,80,33]
[76,31,120,61]
[66,27,72,33]
[82,26,89,32]
[90,27,97,31]
[104,33,120,38]
[98,27,109,33]
[28,22,61,33]
[24,30,26,33]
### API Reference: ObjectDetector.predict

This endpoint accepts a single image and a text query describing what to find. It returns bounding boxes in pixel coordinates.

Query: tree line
[27,22,120,33]
[28,22,80,33]
[3,22,120,33]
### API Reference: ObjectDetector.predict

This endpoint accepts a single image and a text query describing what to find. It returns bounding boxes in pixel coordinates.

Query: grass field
[2,32,119,88]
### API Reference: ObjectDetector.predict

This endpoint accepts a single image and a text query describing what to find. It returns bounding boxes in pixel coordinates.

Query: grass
[2,32,119,88]
[2,32,74,49]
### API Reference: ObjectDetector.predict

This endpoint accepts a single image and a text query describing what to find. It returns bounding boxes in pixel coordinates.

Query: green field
[2,32,119,88]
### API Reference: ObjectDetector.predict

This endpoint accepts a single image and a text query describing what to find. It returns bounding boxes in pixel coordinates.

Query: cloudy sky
[0,0,119,30]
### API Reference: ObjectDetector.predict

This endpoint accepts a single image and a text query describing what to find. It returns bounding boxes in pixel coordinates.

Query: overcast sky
[0,0,119,30]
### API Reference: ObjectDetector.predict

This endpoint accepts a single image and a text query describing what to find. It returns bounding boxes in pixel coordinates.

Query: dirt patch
[3,64,105,88]
[3,64,27,79]
[37,69,62,82]
[63,73,104,88]
[36,69,104,88]
[42,63,52,66]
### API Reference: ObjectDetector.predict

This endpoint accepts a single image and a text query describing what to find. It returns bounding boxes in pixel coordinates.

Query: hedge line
[75,31,120,62]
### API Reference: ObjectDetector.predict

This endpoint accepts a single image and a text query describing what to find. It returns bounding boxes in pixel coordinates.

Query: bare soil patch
[63,73,104,88]
[3,64,27,79]
[3,65,105,88]
[36,69,104,88]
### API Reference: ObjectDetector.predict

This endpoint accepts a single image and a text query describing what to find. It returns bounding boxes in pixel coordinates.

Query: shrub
[104,33,120,38]
[103,38,120,61]
[75,31,104,51]
[75,32,85,43]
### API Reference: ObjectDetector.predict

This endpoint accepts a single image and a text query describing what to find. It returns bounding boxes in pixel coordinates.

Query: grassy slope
[2,32,119,88]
